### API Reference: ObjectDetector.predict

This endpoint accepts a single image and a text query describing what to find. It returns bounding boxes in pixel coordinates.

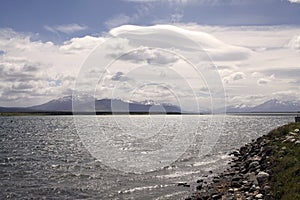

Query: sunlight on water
[0,115,294,199]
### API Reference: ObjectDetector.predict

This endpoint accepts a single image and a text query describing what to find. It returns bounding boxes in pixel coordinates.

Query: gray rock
[196,184,202,190]
[232,175,242,181]
[256,171,269,184]
[212,194,222,199]
[249,161,260,169]
[289,132,298,136]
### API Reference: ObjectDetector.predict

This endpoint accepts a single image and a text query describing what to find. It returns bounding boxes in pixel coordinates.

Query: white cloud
[60,36,104,53]
[287,0,300,3]
[223,72,245,84]
[1,24,300,108]
[110,25,252,62]
[44,24,88,34]
[105,14,132,29]
[287,34,300,51]
[0,28,99,106]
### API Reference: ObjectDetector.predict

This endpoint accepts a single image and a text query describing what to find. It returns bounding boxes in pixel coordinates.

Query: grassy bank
[265,122,300,199]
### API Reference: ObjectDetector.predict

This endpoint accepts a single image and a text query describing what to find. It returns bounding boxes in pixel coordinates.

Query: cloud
[223,72,245,83]
[109,47,179,65]
[287,0,300,3]
[287,34,300,51]
[1,24,300,108]
[0,28,97,106]
[110,25,252,62]
[105,14,132,29]
[257,78,270,85]
[111,72,127,81]
[60,35,104,53]
[44,24,88,34]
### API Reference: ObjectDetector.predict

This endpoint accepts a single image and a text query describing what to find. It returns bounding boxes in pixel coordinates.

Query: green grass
[264,122,300,200]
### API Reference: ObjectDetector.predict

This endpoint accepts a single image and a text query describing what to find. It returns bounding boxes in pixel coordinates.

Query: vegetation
[265,122,300,200]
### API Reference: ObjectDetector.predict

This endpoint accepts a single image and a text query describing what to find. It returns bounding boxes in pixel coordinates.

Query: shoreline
[187,122,300,200]
[0,112,297,117]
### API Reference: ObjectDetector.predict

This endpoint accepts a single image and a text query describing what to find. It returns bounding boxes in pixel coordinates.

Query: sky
[0,0,300,109]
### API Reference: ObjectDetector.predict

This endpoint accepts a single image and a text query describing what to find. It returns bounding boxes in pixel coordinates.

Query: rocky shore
[187,122,300,200]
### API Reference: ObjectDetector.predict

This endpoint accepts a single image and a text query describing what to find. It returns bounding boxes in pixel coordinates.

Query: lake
[0,115,294,199]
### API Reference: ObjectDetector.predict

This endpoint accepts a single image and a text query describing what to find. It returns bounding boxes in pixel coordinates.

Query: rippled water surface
[0,115,294,199]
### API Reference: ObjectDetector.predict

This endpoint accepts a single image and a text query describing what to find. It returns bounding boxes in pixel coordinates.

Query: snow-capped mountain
[1,96,181,113]
[29,96,74,111]
[250,99,300,112]
[226,103,252,113]
[1,97,298,113]
[227,99,300,113]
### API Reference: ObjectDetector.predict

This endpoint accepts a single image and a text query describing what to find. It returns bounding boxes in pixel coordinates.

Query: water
[0,115,294,199]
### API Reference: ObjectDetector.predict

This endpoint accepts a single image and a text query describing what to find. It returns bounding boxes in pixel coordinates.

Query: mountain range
[0,96,181,114]
[0,97,299,113]
[226,99,300,113]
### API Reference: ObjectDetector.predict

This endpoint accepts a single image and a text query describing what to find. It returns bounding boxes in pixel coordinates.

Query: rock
[232,175,242,181]
[228,188,234,193]
[231,181,241,188]
[294,128,299,133]
[178,182,189,187]
[212,194,222,199]
[196,184,202,190]
[249,185,256,192]
[295,140,300,145]
[248,173,259,185]
[255,193,263,198]
[281,146,287,150]
[283,136,296,143]
[239,146,248,155]
[251,156,261,161]
[249,161,260,169]
[264,185,271,191]
[197,179,203,183]
[289,132,298,136]
[230,150,240,156]
[212,177,220,183]
[256,172,269,184]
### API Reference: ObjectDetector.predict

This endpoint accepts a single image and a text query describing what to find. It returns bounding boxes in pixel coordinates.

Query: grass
[264,122,300,200]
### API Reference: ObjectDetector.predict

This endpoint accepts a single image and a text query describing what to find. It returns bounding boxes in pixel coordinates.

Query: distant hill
[1,97,298,114]
[227,99,300,113]
[0,96,181,113]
